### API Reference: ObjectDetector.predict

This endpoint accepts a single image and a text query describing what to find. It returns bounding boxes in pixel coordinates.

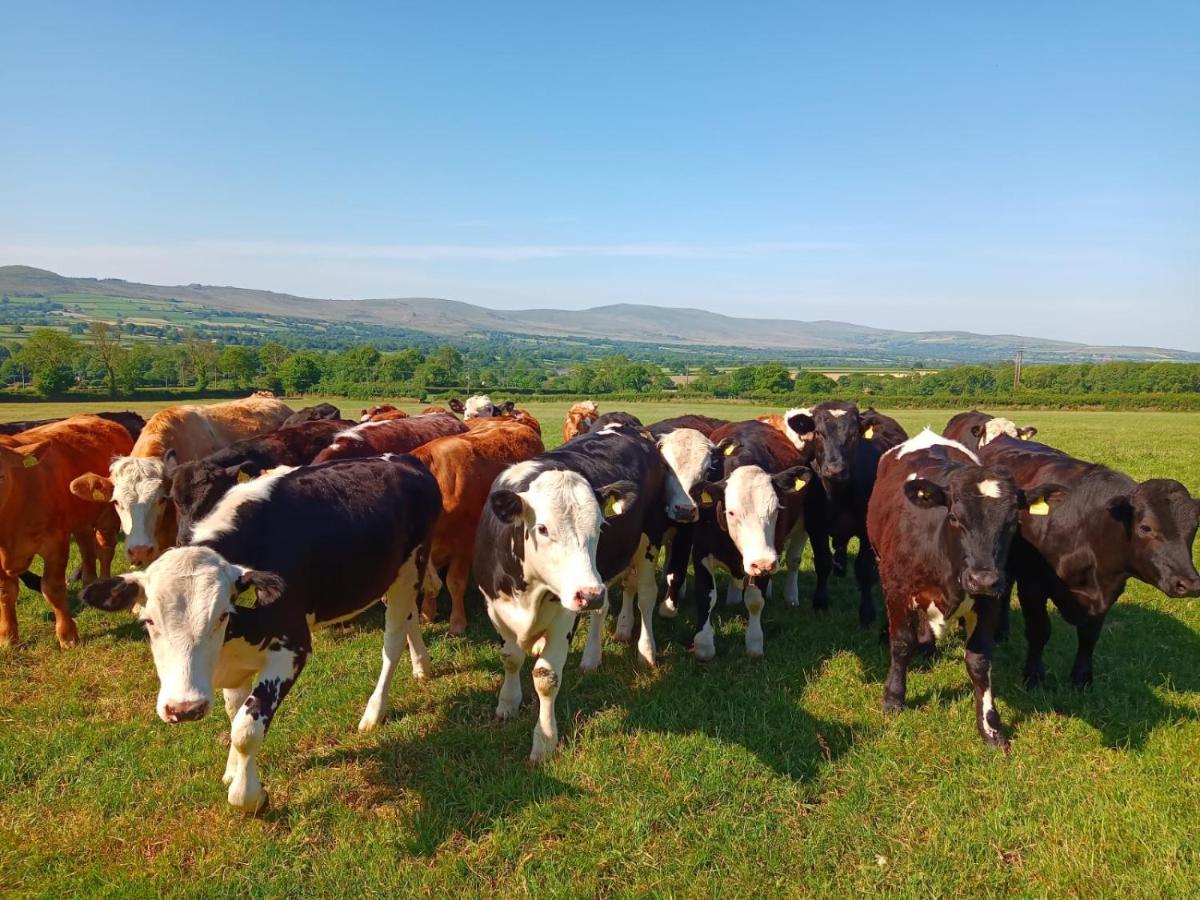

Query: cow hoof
[528,744,556,766]
[882,695,904,714]
[228,784,267,814]
[613,627,634,644]
[448,620,467,637]
[657,600,678,619]
[984,734,1011,752]
[637,644,656,667]
[1023,666,1046,690]
[783,588,800,607]
[56,626,81,649]
[858,608,877,628]
[495,701,520,721]
[692,635,716,662]
[357,708,386,732]
[1070,675,1093,691]
[745,641,764,658]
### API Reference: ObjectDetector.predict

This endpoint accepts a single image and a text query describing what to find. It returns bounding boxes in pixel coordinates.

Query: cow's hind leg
[1019,583,1051,689]
[782,526,806,607]
[419,566,444,625]
[0,575,19,647]
[94,505,120,580]
[634,540,659,666]
[965,599,1007,748]
[854,534,878,627]
[614,565,638,643]
[359,558,425,731]
[227,644,308,813]
[73,528,99,586]
[809,526,833,613]
[41,544,78,648]
[444,554,471,637]
[530,612,574,764]
[660,530,691,618]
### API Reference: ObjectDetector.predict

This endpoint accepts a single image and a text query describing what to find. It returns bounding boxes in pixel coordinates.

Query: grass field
[2,399,1199,896]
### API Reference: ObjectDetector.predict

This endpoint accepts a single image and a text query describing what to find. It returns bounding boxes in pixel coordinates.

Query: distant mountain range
[2,265,1196,364]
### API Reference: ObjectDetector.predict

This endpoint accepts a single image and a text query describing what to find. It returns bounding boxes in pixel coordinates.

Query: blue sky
[3,2,1197,348]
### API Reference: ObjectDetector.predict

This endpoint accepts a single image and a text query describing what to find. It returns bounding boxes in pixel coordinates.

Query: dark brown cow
[978,432,1200,689]
[312,413,468,464]
[281,403,342,426]
[944,410,1037,452]
[0,411,145,442]
[868,429,1066,747]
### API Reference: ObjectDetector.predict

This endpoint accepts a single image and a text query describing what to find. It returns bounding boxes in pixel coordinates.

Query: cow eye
[218,611,230,624]
[947,513,960,526]
[536,524,550,538]
[1139,524,1153,536]
[141,618,155,631]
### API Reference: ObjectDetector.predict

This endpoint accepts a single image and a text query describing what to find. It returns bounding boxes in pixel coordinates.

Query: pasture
[2,399,1199,896]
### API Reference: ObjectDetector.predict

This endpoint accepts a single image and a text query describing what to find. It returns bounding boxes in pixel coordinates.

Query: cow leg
[40,544,78,649]
[782,526,807,607]
[359,562,425,731]
[724,580,742,607]
[854,534,878,627]
[832,537,848,578]
[73,528,99,586]
[743,577,769,657]
[394,559,431,681]
[634,542,659,666]
[579,594,610,672]
[1019,588,1051,689]
[1069,614,1105,689]
[530,612,574,764]
[614,566,638,643]
[692,554,720,661]
[495,627,526,720]
[227,645,308,813]
[420,565,444,625]
[810,527,833,612]
[443,554,471,637]
[222,678,253,786]
[965,600,1007,748]
[0,575,19,647]
[660,530,691,619]
[94,506,120,580]
[883,605,918,713]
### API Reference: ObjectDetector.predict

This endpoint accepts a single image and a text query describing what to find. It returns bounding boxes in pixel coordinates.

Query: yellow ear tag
[864,426,875,440]
[1028,499,1050,516]
[1020,434,1031,441]
[237,471,252,484]
[603,494,619,517]
[92,489,106,501]
[793,477,806,492]
[700,490,713,504]
[22,455,37,468]
[723,444,735,456]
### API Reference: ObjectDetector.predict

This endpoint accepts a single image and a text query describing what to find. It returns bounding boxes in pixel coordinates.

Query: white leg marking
[783,528,807,607]
[725,581,743,608]
[635,547,659,666]
[495,632,525,720]
[744,583,766,657]
[614,577,637,643]
[358,559,422,731]
[659,571,679,618]
[579,599,609,672]
[530,612,574,764]
[226,652,293,813]
[693,560,719,661]
[222,679,252,786]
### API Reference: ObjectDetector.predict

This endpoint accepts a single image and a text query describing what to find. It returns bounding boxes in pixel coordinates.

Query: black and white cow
[687,421,814,659]
[82,455,441,812]
[473,421,665,763]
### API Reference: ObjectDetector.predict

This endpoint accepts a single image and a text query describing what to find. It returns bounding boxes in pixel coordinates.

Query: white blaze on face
[513,469,607,612]
[110,456,170,552]
[722,465,781,574]
[981,418,1020,447]
[125,546,245,721]
[464,395,495,419]
[657,428,713,519]
[977,479,1002,498]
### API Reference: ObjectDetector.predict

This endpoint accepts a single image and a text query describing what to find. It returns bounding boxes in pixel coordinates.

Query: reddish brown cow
[311,413,468,464]
[0,416,133,647]
[562,400,600,443]
[412,420,545,634]
[360,404,408,422]
[466,407,542,437]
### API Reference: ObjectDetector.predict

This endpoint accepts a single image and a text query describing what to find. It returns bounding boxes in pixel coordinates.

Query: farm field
[1,398,1199,895]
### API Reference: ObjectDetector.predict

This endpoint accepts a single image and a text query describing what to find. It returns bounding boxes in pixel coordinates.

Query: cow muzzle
[162,699,210,723]
[126,544,158,567]
[746,557,778,577]
[962,568,1003,597]
[669,502,699,523]
[1166,574,1200,599]
[566,586,606,612]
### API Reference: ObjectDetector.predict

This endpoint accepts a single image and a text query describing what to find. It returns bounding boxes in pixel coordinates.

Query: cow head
[360,404,398,422]
[657,427,714,523]
[82,546,285,723]
[786,401,868,485]
[972,417,1038,447]
[0,441,52,510]
[463,395,497,419]
[488,470,636,612]
[693,465,813,577]
[170,459,257,544]
[72,453,179,566]
[904,468,1067,597]
[1106,479,1200,598]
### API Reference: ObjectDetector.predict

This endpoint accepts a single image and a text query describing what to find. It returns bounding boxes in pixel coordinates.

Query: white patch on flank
[977,479,1002,498]
[891,428,981,465]
[597,424,625,436]
[333,420,391,442]
[980,417,1019,447]
[190,467,294,543]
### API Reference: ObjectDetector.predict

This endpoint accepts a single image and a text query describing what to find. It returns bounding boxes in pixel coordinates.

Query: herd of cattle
[1,394,1197,812]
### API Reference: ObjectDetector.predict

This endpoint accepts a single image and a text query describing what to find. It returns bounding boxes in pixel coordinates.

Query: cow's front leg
[744,577,768,657]
[965,600,1007,749]
[660,530,691,618]
[809,526,832,612]
[634,542,659,666]
[227,645,307,813]
[855,534,878,627]
[691,554,719,661]
[1019,584,1051,688]
[579,594,610,672]
[883,604,918,713]
[488,605,525,719]
[1069,614,1106,689]
[782,527,807,607]
[724,579,743,607]
[614,566,638,643]
[222,678,253,786]
[0,574,19,647]
[530,612,574,764]
[360,559,425,731]
[40,544,78,648]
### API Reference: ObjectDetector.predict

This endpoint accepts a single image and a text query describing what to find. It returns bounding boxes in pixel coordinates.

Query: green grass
[2,400,1199,895]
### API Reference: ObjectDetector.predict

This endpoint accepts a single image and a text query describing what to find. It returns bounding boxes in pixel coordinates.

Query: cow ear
[1019,482,1067,516]
[501,400,515,415]
[970,424,986,439]
[904,478,948,509]
[71,473,115,503]
[489,489,528,524]
[598,480,638,518]
[773,466,813,495]
[82,574,144,613]
[235,568,286,605]
[162,448,178,478]
[1018,426,1038,440]
[1106,495,1135,529]
[449,398,465,414]
[690,480,724,508]
[786,412,815,437]
[716,438,739,458]
[0,441,51,470]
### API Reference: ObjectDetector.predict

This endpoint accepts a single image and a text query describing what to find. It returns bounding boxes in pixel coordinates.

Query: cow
[169,417,353,542]
[81,454,441,812]
[562,400,600,444]
[0,411,145,443]
[687,420,814,659]
[474,421,666,763]
[466,406,542,436]
[868,429,1067,747]
[463,395,504,419]
[976,433,1200,689]
[0,416,133,647]
[944,410,1038,452]
[360,403,407,422]
[412,420,545,635]
[311,413,468,464]
[281,403,342,426]
[70,395,293,566]
[755,407,813,451]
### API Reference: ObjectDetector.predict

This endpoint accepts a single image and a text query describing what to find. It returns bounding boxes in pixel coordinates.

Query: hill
[2,265,1195,364]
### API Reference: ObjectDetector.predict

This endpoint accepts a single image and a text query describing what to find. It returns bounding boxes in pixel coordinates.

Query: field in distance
[1,398,1198,894]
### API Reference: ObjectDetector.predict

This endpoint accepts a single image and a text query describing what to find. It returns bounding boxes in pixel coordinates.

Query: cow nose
[670,503,699,523]
[747,557,778,577]
[572,586,606,611]
[963,568,1002,596]
[1170,575,1200,598]
[126,544,156,566]
[164,700,209,723]
[824,462,848,481]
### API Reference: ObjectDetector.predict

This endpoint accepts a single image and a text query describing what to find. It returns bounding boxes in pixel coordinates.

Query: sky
[2,2,1198,349]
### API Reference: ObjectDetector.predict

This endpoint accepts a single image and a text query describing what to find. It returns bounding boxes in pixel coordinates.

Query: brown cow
[562,400,600,443]
[71,395,293,566]
[311,413,468,464]
[0,416,133,647]
[360,403,408,422]
[413,420,545,634]
[466,407,542,437]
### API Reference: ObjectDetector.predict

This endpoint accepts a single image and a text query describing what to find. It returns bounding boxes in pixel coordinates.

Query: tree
[88,321,125,397]
[259,341,292,376]
[753,363,793,393]
[219,345,260,389]
[15,329,79,397]
[279,353,322,394]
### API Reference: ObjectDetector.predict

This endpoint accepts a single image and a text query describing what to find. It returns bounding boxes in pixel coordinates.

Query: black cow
[281,403,343,426]
[82,455,441,812]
